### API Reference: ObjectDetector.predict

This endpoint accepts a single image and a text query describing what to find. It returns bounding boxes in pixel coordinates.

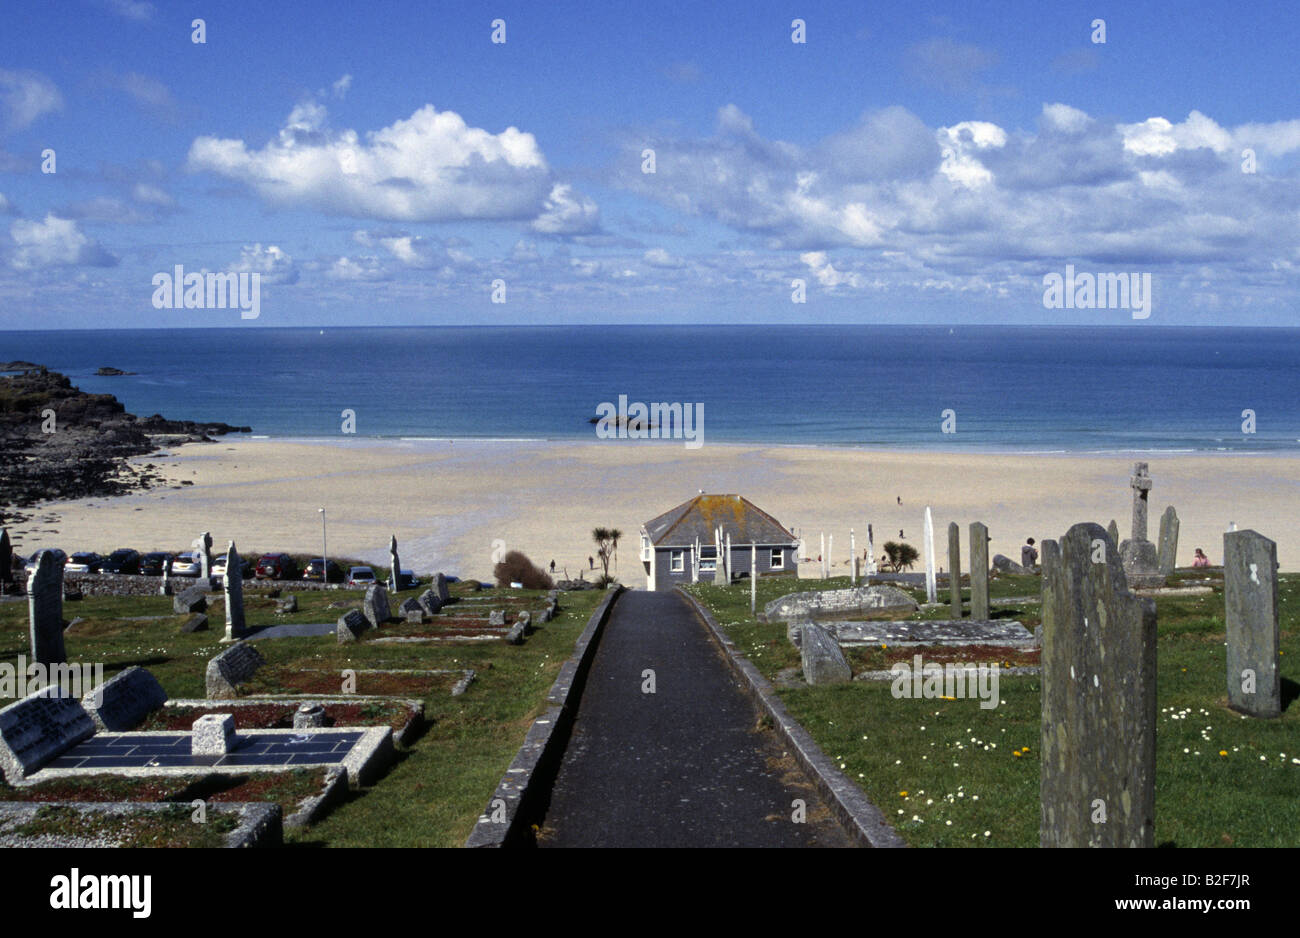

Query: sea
[2,325,1298,454]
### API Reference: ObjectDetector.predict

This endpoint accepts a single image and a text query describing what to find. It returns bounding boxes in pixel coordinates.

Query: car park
[256,553,298,580]
[100,549,141,574]
[210,556,251,584]
[64,552,103,574]
[25,549,67,574]
[346,566,376,587]
[138,552,173,576]
[171,551,203,576]
[302,558,344,583]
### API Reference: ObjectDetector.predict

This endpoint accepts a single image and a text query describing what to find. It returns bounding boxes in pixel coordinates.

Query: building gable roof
[642,494,796,548]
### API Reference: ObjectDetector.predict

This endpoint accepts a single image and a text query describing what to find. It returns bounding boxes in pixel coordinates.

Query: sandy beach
[7,438,1299,579]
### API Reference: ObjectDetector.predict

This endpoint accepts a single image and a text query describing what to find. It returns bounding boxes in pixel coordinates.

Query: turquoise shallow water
[1,324,1297,452]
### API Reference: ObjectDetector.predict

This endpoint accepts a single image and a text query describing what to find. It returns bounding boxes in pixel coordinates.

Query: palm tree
[592,527,614,580]
[609,528,623,575]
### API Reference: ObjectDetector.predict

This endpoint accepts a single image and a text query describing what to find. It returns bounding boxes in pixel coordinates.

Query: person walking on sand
[1192,548,1210,568]
[588,555,594,571]
[550,559,556,574]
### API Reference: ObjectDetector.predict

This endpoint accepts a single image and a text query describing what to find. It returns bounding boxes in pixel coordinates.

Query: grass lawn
[684,569,1299,847]
[0,581,605,847]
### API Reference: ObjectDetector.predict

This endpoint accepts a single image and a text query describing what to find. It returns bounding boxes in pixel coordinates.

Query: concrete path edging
[676,587,907,849]
[463,586,625,848]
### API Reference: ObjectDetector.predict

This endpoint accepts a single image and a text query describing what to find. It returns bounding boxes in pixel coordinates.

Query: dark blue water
[1,325,1297,452]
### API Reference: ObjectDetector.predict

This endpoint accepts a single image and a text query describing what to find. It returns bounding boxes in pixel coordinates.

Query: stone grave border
[164,696,425,747]
[284,765,349,829]
[0,800,282,847]
[464,585,624,849]
[676,587,905,849]
[18,725,394,789]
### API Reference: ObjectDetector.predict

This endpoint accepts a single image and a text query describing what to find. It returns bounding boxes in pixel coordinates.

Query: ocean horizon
[3,324,1298,454]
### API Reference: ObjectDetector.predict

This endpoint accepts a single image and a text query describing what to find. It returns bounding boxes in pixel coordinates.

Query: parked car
[25,549,67,574]
[171,551,203,577]
[138,552,173,576]
[64,552,104,574]
[256,553,298,580]
[100,549,141,575]
[397,569,418,589]
[210,556,252,584]
[346,566,377,588]
[302,558,344,583]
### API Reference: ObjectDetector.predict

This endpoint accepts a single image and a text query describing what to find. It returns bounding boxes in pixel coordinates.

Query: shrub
[882,541,919,572]
[493,550,554,590]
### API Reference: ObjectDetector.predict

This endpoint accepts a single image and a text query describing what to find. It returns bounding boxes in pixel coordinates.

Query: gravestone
[488,609,506,627]
[27,550,65,667]
[923,508,937,603]
[294,703,326,729]
[505,620,527,645]
[416,588,443,616]
[205,641,265,699]
[1106,520,1120,551]
[800,623,852,685]
[1120,462,1164,588]
[1223,530,1280,719]
[160,554,173,596]
[198,531,213,580]
[993,554,1028,575]
[336,609,369,643]
[516,610,533,634]
[0,686,96,782]
[0,528,12,589]
[763,584,917,622]
[223,542,246,641]
[969,523,989,621]
[362,584,390,628]
[81,666,167,732]
[432,573,452,605]
[388,535,401,592]
[181,613,208,633]
[1157,506,1180,577]
[173,585,207,615]
[1040,522,1157,848]
[948,522,962,618]
[399,597,424,622]
[275,594,298,614]
[192,713,236,755]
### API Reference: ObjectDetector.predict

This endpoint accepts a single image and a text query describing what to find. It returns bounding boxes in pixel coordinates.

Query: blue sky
[1,0,1298,328]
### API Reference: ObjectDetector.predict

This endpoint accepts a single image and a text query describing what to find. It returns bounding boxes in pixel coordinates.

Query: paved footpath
[537,589,853,847]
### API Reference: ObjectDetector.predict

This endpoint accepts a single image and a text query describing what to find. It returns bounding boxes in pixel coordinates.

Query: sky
[1,0,1299,328]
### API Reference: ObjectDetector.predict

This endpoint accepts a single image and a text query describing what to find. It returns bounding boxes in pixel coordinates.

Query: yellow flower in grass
[1219,750,1228,757]
[899,790,908,797]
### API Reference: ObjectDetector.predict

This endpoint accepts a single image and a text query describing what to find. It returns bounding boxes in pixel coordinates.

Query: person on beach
[1192,548,1210,568]
[1022,538,1038,570]
[550,559,556,574]
[588,556,594,570]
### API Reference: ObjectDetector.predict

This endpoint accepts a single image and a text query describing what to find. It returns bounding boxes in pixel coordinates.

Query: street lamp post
[319,508,328,588]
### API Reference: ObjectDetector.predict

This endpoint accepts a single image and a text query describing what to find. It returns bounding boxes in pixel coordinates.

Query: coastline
[7,437,1299,577]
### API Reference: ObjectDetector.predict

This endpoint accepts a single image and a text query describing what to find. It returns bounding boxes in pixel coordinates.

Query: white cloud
[188,102,568,224]
[231,243,298,284]
[0,70,62,130]
[331,74,352,98]
[101,0,154,20]
[328,255,387,281]
[9,215,116,270]
[531,183,600,235]
[643,247,683,268]
[1119,111,1234,156]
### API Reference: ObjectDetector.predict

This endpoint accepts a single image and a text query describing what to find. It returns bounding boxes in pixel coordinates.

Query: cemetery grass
[0,583,606,847]
[12,803,238,847]
[683,570,1299,847]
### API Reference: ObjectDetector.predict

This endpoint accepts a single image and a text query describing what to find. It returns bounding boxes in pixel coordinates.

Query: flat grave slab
[820,619,1035,648]
[22,726,392,788]
[244,623,337,640]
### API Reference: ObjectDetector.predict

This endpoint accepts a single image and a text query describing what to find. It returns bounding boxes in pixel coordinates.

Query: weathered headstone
[993,554,1029,575]
[1223,530,1280,719]
[1157,506,1180,576]
[432,572,452,604]
[505,620,527,645]
[800,623,852,685]
[516,610,533,634]
[336,609,369,643]
[173,585,207,615]
[205,641,265,699]
[764,584,917,622]
[399,596,424,622]
[222,542,246,641]
[275,594,298,614]
[1040,522,1157,848]
[923,507,937,603]
[416,588,443,616]
[363,584,390,628]
[0,528,12,589]
[388,535,401,592]
[198,531,213,580]
[160,554,173,596]
[1129,462,1151,541]
[192,713,236,755]
[948,522,962,618]
[488,609,506,627]
[865,524,877,575]
[1106,520,1120,551]
[1119,463,1164,588]
[294,703,326,729]
[0,686,96,782]
[969,523,989,621]
[81,666,167,732]
[27,550,65,667]
[181,613,208,633]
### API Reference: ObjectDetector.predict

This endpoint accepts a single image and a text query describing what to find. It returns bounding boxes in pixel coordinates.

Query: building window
[700,545,717,572]
[770,549,784,569]
[640,535,651,562]
[670,550,684,572]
